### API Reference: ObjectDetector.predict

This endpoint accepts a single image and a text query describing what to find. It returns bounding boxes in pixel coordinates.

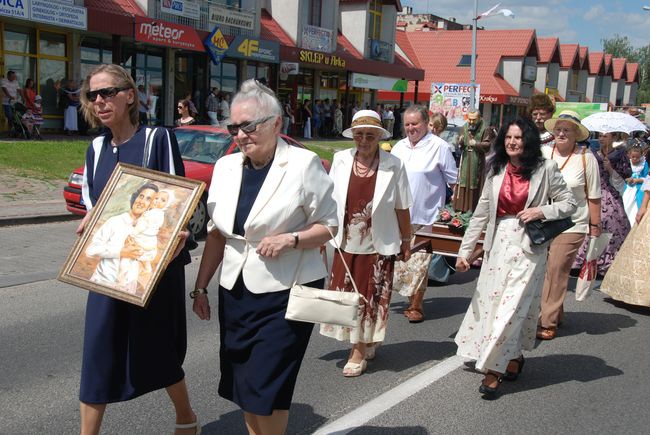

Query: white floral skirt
[454,217,546,373]
[393,224,432,297]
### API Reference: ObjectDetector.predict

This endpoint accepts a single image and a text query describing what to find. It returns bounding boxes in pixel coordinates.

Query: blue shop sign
[226,36,280,64]
[0,0,29,19]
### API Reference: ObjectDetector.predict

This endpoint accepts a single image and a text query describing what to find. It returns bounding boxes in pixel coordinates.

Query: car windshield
[175,129,234,164]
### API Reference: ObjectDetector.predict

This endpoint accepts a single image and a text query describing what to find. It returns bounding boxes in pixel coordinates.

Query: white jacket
[329,148,413,255]
[206,138,338,293]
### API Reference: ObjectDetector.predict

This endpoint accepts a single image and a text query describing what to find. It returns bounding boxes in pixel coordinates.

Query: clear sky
[402,0,650,51]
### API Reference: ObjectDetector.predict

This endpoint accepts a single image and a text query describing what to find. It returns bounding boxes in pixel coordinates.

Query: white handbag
[285,228,364,327]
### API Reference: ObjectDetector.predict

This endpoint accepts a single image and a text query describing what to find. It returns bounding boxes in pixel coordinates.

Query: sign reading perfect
[430,83,480,126]
[135,16,204,52]
[299,50,345,68]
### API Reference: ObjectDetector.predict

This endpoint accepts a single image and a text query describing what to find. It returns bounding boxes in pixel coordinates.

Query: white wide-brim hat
[342,109,392,140]
[544,110,590,142]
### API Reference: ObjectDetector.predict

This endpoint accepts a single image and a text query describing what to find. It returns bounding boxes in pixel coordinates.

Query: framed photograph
[58,163,205,307]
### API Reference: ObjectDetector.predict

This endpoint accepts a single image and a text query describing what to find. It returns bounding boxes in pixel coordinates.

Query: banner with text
[135,16,204,52]
[301,25,333,53]
[161,0,200,21]
[226,36,279,63]
[429,83,480,126]
[209,6,254,31]
[351,73,407,92]
[1,0,87,30]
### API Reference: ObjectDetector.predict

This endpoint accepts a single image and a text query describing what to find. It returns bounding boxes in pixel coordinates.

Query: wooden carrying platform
[412,224,485,263]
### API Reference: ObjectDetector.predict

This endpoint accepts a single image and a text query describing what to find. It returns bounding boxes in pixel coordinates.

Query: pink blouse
[497,162,530,217]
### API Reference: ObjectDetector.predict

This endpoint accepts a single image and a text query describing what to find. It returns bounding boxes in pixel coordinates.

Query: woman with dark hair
[176,99,197,126]
[454,117,576,400]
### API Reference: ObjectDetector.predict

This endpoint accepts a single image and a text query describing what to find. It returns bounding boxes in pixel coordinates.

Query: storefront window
[39,32,66,57]
[4,29,35,53]
[39,59,67,114]
[1,26,70,123]
[134,50,165,125]
[210,61,239,94]
[3,54,35,85]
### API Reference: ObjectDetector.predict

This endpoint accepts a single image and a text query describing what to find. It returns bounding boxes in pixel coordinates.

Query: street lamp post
[469,2,515,112]
[470,0,479,111]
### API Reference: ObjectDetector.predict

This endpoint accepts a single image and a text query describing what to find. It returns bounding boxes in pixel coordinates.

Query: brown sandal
[536,327,556,340]
[405,308,424,323]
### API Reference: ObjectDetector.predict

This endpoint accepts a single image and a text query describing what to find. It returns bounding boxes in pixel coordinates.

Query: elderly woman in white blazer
[454,117,576,400]
[192,80,338,434]
[320,110,413,377]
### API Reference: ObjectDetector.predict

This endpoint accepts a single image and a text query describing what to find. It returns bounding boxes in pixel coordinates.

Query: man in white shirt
[391,105,458,322]
[1,71,22,128]
[219,93,230,128]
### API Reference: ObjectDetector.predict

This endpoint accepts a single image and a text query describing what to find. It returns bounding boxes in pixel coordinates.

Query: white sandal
[343,359,367,377]
[175,418,201,435]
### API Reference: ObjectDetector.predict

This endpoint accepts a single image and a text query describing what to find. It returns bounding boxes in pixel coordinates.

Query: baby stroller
[9,102,29,139]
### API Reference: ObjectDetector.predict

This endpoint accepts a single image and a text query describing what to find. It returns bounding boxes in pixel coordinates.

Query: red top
[497,162,530,217]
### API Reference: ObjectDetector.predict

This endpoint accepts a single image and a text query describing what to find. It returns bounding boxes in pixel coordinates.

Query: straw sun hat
[342,109,392,140]
[544,110,591,142]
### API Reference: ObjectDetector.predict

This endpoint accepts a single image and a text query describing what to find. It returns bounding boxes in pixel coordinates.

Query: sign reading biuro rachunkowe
[299,50,346,69]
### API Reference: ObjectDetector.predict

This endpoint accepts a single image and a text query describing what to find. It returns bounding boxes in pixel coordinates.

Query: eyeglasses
[86,87,129,102]
[227,115,275,136]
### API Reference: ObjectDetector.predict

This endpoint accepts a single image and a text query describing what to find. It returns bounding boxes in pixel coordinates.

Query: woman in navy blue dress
[192,79,338,434]
[77,64,199,435]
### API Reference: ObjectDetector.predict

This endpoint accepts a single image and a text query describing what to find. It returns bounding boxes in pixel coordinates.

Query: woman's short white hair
[231,79,282,118]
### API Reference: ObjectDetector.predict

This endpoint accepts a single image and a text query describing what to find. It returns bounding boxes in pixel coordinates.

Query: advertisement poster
[301,25,332,53]
[161,0,200,21]
[205,27,229,65]
[429,83,480,126]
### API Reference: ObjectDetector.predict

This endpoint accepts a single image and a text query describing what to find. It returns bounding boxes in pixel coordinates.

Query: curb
[0,213,81,227]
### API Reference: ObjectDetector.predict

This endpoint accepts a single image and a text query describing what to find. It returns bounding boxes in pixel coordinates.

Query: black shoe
[503,356,525,381]
[479,373,502,400]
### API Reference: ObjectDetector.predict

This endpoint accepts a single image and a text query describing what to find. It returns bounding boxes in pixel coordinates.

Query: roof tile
[84,0,143,16]
[626,63,639,83]
[612,57,627,81]
[537,38,559,64]
[559,44,579,69]
[399,29,535,97]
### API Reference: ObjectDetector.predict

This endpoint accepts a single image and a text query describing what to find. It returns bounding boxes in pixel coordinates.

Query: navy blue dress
[79,126,191,404]
[217,159,320,415]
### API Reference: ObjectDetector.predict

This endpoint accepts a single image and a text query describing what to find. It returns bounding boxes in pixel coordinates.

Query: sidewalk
[0,172,79,226]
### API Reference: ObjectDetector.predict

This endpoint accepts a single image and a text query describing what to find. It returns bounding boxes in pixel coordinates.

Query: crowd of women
[73,64,650,434]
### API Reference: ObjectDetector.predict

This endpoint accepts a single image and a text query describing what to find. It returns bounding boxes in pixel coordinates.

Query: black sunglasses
[227,115,275,136]
[86,87,129,102]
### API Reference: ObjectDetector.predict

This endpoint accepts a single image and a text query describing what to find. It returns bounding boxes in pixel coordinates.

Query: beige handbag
[285,228,364,327]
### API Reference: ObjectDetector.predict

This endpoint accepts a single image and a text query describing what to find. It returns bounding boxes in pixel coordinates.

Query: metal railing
[152,1,257,37]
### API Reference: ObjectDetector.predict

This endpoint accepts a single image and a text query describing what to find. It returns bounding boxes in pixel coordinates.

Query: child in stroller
[20,95,44,139]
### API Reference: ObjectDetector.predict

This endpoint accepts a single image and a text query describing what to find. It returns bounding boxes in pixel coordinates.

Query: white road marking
[313,355,465,435]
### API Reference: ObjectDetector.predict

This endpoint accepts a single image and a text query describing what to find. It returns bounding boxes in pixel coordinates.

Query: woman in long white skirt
[455,117,576,400]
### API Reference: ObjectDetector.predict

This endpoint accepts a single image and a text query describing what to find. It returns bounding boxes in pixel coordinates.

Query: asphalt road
[1,221,649,434]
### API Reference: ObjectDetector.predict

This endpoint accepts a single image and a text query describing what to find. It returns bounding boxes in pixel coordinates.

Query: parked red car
[63,125,330,237]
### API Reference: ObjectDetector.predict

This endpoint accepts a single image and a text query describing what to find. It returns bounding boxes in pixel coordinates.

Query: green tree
[602,34,649,105]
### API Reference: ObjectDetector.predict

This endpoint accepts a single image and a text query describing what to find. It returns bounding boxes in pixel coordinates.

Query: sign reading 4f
[237,39,259,57]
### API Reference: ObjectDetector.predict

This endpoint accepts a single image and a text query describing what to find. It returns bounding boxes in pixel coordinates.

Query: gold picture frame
[58,163,205,307]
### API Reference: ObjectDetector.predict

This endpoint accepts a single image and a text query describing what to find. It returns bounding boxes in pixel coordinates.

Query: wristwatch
[189,288,208,299]
[291,232,299,248]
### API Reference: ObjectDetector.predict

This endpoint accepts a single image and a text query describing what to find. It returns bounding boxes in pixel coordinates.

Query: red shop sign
[135,16,205,52]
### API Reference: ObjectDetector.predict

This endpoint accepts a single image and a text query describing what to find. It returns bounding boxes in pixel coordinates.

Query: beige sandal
[365,343,381,361]
[175,417,201,435]
[343,359,367,377]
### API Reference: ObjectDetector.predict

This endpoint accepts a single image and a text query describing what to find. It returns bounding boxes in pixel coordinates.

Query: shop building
[623,63,639,106]
[534,37,561,101]
[586,51,612,104]
[610,57,628,106]
[0,0,88,129]
[387,29,539,126]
